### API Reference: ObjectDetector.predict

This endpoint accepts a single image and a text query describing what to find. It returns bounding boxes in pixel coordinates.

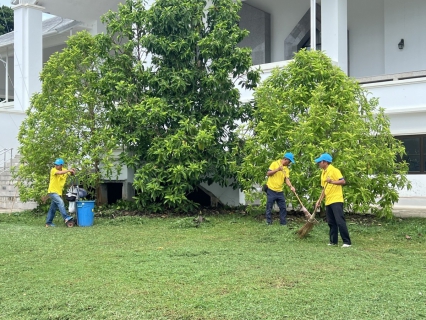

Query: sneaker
[45,223,56,227]
[342,244,352,248]
[327,243,337,246]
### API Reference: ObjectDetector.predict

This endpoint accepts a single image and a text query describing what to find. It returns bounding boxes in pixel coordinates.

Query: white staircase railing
[0,148,13,174]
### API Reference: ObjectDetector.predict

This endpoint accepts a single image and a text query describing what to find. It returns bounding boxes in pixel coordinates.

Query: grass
[0,210,425,319]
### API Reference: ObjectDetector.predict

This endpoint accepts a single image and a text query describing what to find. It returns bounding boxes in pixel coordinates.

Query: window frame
[395,135,426,174]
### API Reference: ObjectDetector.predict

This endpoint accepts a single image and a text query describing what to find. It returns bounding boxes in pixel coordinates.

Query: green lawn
[1,211,425,320]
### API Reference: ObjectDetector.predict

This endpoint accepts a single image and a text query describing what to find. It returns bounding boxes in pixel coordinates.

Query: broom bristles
[297,187,325,238]
[297,220,315,238]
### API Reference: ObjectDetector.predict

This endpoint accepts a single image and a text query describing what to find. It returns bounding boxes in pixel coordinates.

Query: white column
[12,2,44,111]
[89,19,107,36]
[321,0,348,74]
[310,0,316,51]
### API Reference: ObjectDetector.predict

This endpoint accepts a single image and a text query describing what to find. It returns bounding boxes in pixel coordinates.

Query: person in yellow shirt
[45,158,76,227]
[265,152,296,225]
[314,153,352,247]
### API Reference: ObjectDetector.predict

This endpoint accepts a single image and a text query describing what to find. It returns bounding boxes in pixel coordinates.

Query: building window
[395,135,426,173]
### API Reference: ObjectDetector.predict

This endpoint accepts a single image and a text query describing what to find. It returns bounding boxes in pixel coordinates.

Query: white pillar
[321,0,348,74]
[89,19,107,36]
[12,2,44,110]
[310,0,316,51]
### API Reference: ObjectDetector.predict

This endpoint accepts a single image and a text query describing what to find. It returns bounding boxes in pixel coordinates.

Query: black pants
[326,202,351,245]
[265,189,287,225]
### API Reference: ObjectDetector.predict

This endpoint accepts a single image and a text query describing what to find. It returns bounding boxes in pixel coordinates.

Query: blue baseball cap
[283,152,295,164]
[54,158,65,165]
[314,153,333,163]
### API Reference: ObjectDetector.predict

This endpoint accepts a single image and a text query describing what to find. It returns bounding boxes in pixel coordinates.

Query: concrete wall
[0,110,26,151]
[384,0,426,74]
[200,182,242,207]
[239,3,271,65]
[244,0,426,78]
[244,0,310,62]
[43,44,66,63]
[347,0,385,77]
[347,0,426,77]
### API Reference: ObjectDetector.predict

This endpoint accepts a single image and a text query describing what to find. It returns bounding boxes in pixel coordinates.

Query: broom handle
[293,191,305,207]
[310,182,328,220]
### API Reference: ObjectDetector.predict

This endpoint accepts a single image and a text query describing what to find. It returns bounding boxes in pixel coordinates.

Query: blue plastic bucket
[76,200,95,227]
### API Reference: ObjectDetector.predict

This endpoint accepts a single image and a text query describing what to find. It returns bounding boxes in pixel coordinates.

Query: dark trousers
[265,189,287,225]
[326,202,351,245]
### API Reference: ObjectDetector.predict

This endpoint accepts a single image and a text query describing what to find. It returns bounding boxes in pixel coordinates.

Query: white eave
[0,16,83,49]
[35,0,123,22]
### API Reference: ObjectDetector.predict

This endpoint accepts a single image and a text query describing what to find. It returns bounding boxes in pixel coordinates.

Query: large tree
[98,0,260,212]
[237,50,410,218]
[15,31,121,203]
[0,6,13,35]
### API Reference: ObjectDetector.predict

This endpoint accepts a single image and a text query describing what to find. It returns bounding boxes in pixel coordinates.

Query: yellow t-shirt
[321,164,344,205]
[266,160,290,192]
[47,167,70,195]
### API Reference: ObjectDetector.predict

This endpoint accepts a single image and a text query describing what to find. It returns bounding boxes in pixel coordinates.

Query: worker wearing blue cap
[265,152,296,225]
[314,153,352,247]
[45,158,76,227]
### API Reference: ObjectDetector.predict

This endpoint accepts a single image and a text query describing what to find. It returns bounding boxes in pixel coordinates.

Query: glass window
[396,136,424,173]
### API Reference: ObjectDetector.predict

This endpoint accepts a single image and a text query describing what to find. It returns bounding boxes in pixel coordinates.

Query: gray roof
[0,16,82,48]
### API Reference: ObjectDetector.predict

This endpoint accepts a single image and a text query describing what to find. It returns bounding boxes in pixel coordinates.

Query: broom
[297,185,326,238]
[292,190,311,220]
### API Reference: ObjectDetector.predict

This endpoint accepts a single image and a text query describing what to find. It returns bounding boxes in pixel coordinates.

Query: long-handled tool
[292,190,311,220]
[297,183,327,238]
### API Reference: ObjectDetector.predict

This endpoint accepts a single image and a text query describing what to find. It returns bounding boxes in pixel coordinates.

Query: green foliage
[98,0,260,212]
[237,50,411,218]
[0,6,13,36]
[96,199,140,217]
[14,31,122,203]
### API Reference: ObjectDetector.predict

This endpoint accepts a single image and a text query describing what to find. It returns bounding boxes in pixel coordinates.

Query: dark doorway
[187,187,211,206]
[106,183,123,204]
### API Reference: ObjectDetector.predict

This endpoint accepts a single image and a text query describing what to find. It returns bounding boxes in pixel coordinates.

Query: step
[0,185,18,193]
[0,196,37,210]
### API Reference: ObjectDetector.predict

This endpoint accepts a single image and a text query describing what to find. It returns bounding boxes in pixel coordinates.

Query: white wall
[384,0,426,74]
[43,44,66,63]
[388,111,426,136]
[200,182,242,207]
[347,0,384,77]
[398,175,426,197]
[0,111,26,151]
[244,0,426,77]
[245,0,309,62]
[363,79,426,116]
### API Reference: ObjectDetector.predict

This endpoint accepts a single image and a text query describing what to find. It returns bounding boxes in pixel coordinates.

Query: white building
[0,0,425,208]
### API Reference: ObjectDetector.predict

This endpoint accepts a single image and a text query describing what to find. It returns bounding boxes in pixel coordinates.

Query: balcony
[357,70,426,136]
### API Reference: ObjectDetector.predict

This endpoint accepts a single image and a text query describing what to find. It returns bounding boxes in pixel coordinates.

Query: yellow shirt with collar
[266,160,289,192]
[321,164,344,205]
[47,167,70,195]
